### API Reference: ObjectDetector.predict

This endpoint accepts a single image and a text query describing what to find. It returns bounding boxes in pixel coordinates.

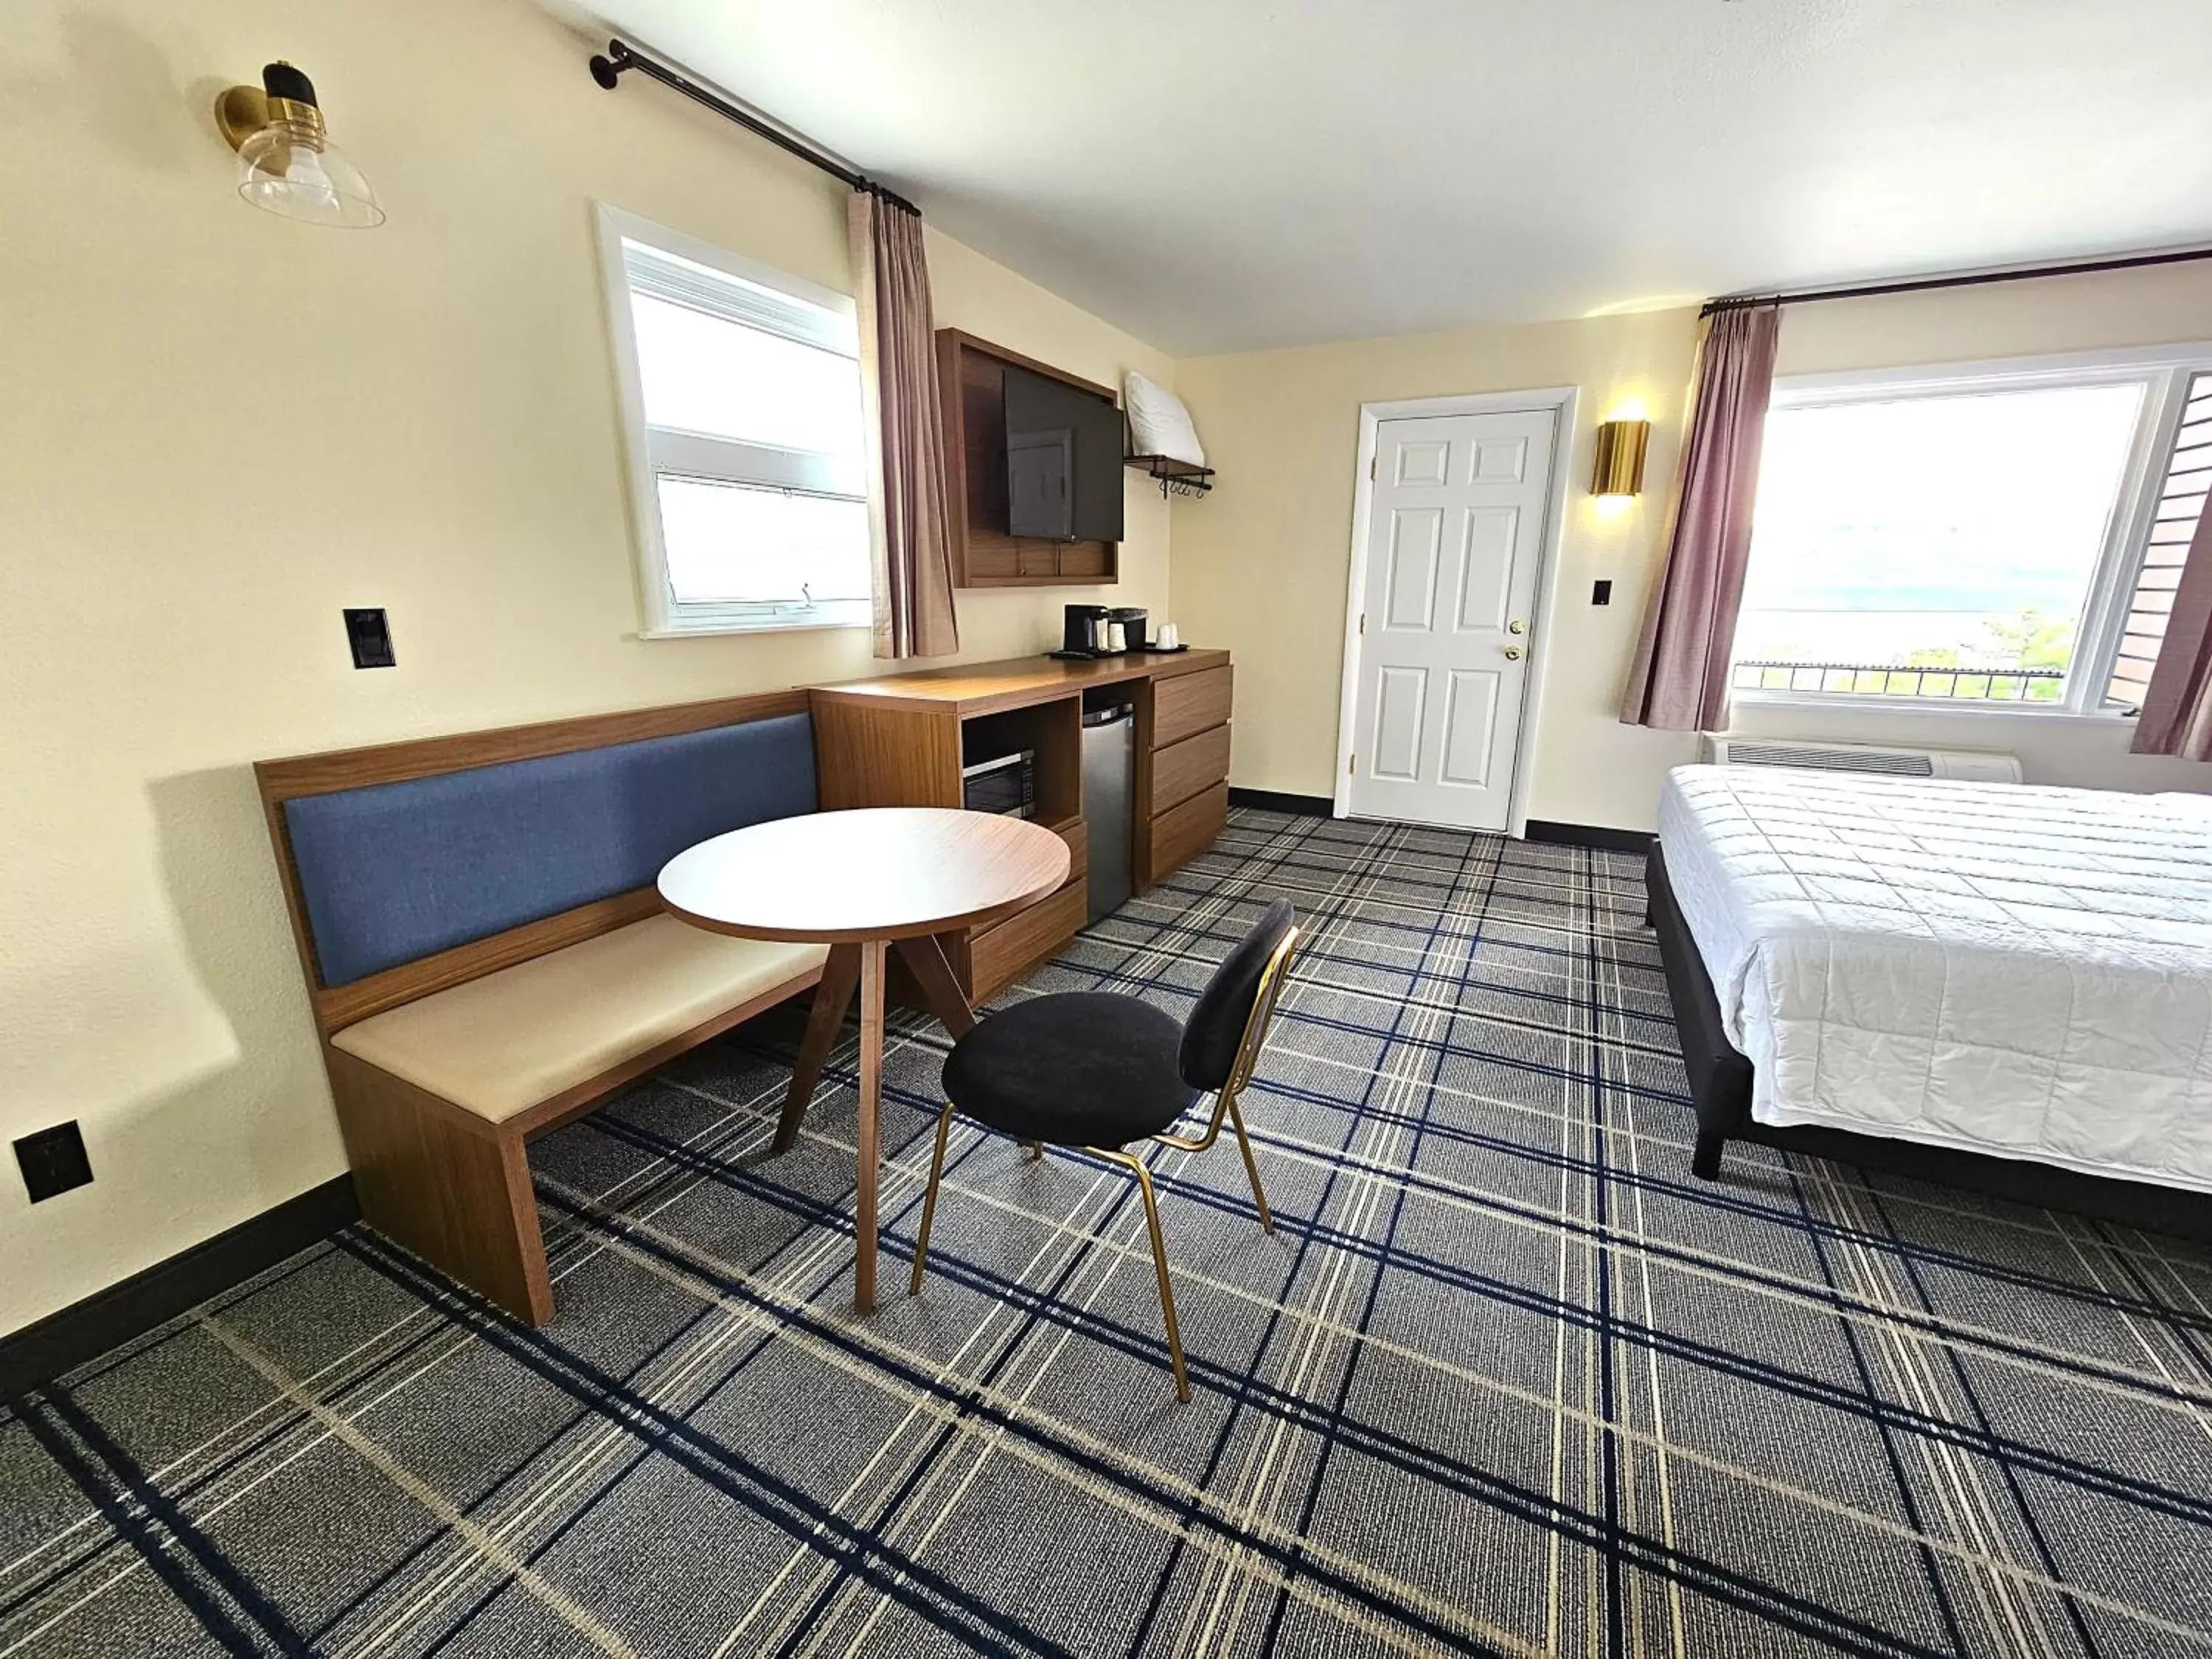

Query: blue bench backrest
[284,712,817,987]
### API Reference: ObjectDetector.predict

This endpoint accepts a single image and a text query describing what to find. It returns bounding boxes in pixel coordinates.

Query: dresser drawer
[964,875,1086,1004]
[1152,665,1233,750]
[1150,723,1231,815]
[1148,782,1228,880]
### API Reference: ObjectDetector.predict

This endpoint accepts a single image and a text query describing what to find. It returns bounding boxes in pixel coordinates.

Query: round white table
[658,807,1070,1311]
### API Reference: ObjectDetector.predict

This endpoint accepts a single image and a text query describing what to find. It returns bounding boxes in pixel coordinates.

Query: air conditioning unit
[1701,735,2023,785]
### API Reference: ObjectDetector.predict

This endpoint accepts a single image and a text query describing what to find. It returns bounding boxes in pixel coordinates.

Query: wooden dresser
[810,650,1232,1001]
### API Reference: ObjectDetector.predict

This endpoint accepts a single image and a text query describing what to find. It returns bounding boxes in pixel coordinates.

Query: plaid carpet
[7,807,2212,1658]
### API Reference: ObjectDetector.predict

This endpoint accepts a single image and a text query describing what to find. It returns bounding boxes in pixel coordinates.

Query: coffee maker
[1108,608,1150,652]
[1055,604,1112,658]
[1054,602,1152,657]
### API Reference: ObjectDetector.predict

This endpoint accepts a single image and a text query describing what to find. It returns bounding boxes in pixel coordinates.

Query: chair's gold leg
[1023,1141,1044,1162]
[909,1105,956,1296]
[1105,1150,1190,1402]
[1225,1097,1275,1236]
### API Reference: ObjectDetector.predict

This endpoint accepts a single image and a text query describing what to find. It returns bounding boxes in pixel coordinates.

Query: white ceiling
[541,0,2212,356]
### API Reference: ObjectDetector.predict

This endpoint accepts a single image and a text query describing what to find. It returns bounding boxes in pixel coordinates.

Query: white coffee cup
[1157,622,1180,650]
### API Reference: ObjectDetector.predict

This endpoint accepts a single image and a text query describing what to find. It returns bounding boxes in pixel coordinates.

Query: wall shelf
[1125,453,1214,499]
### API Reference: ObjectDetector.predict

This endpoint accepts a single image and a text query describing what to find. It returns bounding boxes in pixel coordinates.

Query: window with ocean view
[1730,352,2212,715]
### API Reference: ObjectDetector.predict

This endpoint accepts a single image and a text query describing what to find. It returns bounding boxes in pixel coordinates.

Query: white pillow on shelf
[1124,371,1206,467]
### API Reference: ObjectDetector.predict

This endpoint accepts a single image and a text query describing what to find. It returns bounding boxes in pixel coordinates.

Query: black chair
[909,900,1301,1401]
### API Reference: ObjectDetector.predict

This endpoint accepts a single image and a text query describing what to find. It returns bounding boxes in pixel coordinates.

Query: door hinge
[1368,456,1377,481]
[1348,753,1356,776]
[1358,613,1366,635]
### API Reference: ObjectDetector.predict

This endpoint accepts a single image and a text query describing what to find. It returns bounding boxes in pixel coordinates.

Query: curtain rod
[1702,244,2212,316]
[588,38,919,216]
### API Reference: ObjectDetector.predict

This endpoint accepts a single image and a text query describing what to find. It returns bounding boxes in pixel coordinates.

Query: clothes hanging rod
[588,38,919,216]
[1702,244,2212,316]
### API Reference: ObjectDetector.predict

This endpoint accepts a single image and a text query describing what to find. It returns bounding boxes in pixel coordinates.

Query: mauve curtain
[1618,304,1781,730]
[2132,500,2212,759]
[849,189,959,660]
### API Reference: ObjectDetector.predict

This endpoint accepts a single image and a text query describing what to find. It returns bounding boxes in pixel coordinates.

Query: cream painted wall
[0,0,1171,1335]
[1172,264,2212,824]
[1171,307,1703,822]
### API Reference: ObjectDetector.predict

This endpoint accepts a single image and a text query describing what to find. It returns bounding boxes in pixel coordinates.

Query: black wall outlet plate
[344,608,395,669]
[1592,579,1613,606]
[15,1121,93,1203]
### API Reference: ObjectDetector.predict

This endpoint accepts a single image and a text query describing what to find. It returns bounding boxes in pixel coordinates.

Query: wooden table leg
[891,933,1042,1159]
[854,938,887,1314]
[775,942,860,1154]
[891,932,976,1037]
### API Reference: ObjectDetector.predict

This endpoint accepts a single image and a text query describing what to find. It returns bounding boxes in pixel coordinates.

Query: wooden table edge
[656,852,1071,945]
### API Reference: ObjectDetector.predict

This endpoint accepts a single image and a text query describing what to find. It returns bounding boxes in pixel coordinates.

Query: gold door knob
[1503,645,1523,660]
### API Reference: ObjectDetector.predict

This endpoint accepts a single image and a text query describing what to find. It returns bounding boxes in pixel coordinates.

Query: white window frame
[594,203,872,637]
[1736,341,2212,720]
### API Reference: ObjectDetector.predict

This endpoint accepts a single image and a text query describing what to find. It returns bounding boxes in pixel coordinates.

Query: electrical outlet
[14,1121,93,1203]
[344,608,395,669]
[1592,580,1613,606]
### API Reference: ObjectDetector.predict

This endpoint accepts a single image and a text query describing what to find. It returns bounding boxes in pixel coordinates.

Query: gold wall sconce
[215,62,383,228]
[1590,418,1649,498]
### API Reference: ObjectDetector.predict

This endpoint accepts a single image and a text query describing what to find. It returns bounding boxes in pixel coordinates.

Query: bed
[1649,763,2212,1233]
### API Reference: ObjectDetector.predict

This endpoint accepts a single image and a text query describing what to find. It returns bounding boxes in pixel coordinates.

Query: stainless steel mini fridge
[1079,703,1133,921]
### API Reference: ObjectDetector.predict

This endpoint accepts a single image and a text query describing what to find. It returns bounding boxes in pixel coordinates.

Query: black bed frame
[1645,840,2212,1244]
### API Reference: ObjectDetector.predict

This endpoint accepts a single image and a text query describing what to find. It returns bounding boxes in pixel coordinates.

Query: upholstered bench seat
[330,915,827,1124]
[261,692,833,1324]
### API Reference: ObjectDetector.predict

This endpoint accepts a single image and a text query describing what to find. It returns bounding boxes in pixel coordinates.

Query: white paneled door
[1346,408,1558,831]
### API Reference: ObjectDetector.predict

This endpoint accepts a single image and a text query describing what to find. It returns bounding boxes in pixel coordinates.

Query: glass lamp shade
[237,119,383,229]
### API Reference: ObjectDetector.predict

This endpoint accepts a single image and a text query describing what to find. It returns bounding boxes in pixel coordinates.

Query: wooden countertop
[810,650,1228,717]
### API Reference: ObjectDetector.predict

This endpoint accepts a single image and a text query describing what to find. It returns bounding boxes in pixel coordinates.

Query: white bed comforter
[1657,764,2212,1191]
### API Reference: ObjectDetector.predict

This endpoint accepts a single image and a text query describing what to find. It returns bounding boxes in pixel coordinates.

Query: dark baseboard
[1227,787,1334,818]
[1523,818,1655,855]
[1223,797,1655,845]
[1,1174,359,1400]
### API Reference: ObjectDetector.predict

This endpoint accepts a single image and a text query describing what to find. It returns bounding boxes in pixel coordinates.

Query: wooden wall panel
[810,699,964,811]
[257,689,811,798]
[937,328,1120,589]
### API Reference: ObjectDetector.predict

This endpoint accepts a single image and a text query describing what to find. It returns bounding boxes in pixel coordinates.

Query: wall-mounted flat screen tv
[1004,365,1124,543]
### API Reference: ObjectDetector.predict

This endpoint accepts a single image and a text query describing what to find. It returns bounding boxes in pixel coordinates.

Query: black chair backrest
[1178,900,1297,1091]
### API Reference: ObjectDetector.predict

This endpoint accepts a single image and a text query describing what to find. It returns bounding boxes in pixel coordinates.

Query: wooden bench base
[324,970,821,1325]
[326,933,1010,1325]
[256,691,841,1328]
[327,1049,552,1323]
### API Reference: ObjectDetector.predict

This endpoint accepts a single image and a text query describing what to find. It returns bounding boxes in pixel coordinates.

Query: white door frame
[1332,386,1580,838]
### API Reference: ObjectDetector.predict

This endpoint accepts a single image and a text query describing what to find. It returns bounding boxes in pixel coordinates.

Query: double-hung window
[1731,346,2212,715]
[597,205,872,634]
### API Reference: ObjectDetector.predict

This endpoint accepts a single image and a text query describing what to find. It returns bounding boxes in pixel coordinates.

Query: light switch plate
[15,1121,93,1203]
[344,608,395,669]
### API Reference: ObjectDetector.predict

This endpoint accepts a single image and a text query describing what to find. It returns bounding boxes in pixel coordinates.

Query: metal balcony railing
[1732,660,2067,701]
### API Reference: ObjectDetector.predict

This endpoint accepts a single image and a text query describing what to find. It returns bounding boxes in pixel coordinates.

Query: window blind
[2107,372,2212,709]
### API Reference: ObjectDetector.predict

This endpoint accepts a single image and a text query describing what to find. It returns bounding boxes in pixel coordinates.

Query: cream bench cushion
[330,914,827,1125]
